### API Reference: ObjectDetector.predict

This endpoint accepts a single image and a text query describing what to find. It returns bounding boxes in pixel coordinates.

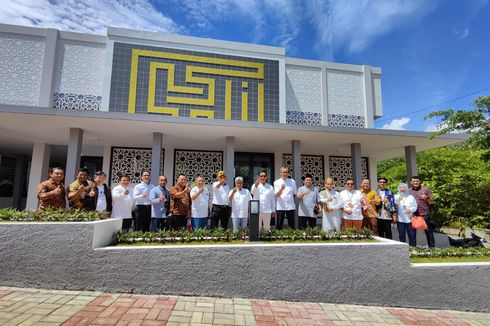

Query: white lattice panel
[53,39,105,96]
[110,147,164,184]
[174,150,223,185]
[0,33,45,106]
[286,66,322,113]
[328,114,365,128]
[282,154,324,187]
[286,111,322,126]
[327,70,365,117]
[328,156,368,187]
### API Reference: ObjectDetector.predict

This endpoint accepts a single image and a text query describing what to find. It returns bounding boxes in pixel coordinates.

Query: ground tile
[17,314,45,326]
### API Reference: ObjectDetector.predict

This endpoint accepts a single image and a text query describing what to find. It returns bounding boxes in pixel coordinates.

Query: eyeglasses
[379,181,386,183]
[346,183,354,185]
[259,175,266,177]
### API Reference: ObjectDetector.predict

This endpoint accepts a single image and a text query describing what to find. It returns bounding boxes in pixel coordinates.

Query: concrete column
[405,145,418,182]
[102,145,112,186]
[164,146,174,184]
[362,65,374,128]
[274,152,282,181]
[12,155,28,210]
[321,68,329,126]
[65,128,83,183]
[100,41,115,112]
[351,143,362,188]
[39,28,59,108]
[26,143,51,210]
[225,136,235,185]
[292,140,302,186]
[324,154,330,179]
[292,140,301,230]
[368,157,377,187]
[151,133,163,185]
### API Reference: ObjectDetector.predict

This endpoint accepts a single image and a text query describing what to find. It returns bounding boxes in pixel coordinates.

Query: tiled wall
[109,43,280,122]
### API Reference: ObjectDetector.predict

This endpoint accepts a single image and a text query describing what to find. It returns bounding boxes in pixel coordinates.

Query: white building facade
[0,23,465,210]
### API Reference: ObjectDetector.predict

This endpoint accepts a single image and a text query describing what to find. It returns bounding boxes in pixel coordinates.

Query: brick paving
[0,287,488,326]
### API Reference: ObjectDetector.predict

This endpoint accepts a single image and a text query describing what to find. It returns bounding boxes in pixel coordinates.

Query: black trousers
[423,215,436,248]
[134,205,151,232]
[122,218,133,231]
[167,215,187,230]
[298,216,316,229]
[210,205,230,229]
[277,210,295,229]
[377,218,393,239]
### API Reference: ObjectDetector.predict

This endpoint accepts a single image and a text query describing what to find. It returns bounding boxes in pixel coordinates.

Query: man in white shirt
[149,175,170,231]
[229,176,252,232]
[111,174,133,230]
[190,176,209,230]
[274,167,297,229]
[297,174,319,229]
[210,170,230,229]
[339,178,363,230]
[251,170,276,231]
[132,170,154,232]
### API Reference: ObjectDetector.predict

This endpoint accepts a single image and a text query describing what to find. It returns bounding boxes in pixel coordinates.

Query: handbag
[313,206,320,215]
[411,216,428,230]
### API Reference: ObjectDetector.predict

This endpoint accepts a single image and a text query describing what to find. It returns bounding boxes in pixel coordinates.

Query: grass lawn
[411,256,490,263]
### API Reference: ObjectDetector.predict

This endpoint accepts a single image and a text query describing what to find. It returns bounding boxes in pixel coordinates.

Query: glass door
[234,152,274,189]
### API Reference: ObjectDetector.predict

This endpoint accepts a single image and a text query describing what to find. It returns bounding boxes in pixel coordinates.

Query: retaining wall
[0,219,489,312]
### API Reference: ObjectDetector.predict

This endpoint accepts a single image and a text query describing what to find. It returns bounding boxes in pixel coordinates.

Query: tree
[377,144,490,229]
[426,96,490,161]
[379,96,490,229]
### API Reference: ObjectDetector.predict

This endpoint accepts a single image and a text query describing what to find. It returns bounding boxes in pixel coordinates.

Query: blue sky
[1,0,489,131]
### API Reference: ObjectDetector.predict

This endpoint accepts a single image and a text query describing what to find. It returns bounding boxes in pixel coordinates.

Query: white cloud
[0,0,441,64]
[454,28,469,39]
[171,0,302,52]
[381,117,410,130]
[166,0,432,58]
[306,0,436,59]
[424,121,468,134]
[0,0,182,35]
[424,124,438,132]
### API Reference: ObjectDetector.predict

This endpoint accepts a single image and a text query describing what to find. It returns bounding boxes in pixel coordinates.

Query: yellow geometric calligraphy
[128,49,265,121]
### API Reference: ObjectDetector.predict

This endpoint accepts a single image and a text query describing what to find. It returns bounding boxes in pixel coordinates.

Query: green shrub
[0,208,108,222]
[410,247,490,258]
[114,227,373,245]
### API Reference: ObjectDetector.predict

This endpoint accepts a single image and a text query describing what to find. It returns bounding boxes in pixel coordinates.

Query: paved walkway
[0,287,488,326]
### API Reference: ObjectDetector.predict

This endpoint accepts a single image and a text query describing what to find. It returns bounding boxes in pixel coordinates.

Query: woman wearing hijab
[395,183,418,247]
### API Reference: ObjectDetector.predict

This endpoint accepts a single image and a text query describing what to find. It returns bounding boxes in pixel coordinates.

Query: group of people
[36,166,436,247]
[327,175,435,248]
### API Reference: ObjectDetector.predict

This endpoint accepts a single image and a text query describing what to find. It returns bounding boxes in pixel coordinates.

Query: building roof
[0,105,467,161]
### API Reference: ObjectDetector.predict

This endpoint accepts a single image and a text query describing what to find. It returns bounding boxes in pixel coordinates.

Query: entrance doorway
[80,156,103,178]
[234,152,275,189]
